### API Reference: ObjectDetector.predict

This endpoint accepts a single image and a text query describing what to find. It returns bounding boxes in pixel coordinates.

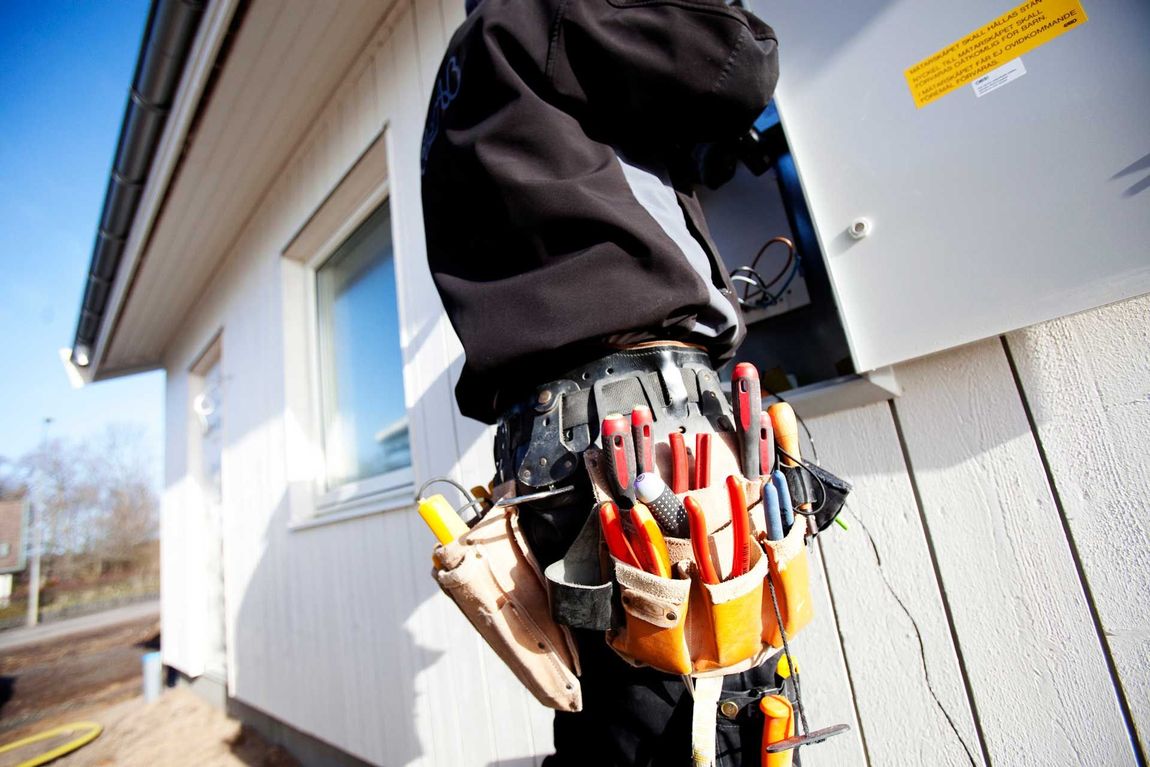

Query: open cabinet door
[752,0,1150,373]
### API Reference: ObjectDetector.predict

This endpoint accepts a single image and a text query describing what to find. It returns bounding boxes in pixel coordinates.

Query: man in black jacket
[422,1,782,764]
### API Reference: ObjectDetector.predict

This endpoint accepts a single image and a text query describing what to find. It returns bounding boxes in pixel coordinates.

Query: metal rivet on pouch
[665,611,677,621]
[720,701,740,719]
[538,389,553,406]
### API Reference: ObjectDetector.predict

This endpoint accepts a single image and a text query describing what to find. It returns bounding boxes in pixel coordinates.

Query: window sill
[289,479,414,532]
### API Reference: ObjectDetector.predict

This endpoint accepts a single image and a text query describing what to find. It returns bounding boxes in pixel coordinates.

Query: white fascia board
[90,0,243,381]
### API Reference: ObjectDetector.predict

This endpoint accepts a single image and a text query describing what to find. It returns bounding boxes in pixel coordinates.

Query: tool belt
[425,344,852,764]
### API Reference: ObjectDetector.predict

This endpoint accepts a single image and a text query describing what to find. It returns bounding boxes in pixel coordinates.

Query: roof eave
[70,0,243,383]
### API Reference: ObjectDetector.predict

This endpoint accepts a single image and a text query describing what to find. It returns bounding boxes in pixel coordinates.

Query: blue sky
[0,1,162,475]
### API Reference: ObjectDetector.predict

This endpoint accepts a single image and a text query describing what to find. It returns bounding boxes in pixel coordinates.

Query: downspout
[70,0,206,368]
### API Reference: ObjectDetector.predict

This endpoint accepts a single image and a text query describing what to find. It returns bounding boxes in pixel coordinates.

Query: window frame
[282,129,414,529]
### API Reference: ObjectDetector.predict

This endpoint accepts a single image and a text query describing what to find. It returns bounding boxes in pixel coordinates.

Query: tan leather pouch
[434,501,582,711]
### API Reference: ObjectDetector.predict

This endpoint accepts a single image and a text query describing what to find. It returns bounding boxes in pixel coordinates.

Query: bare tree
[17,425,159,582]
[87,426,159,570]
[0,456,29,500]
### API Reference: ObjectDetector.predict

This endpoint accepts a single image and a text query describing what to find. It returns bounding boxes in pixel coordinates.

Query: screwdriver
[772,470,794,534]
[694,432,712,490]
[732,363,762,478]
[602,413,637,504]
[759,411,776,478]
[636,472,690,537]
[668,432,690,493]
[768,402,810,518]
[763,483,784,541]
[631,406,655,475]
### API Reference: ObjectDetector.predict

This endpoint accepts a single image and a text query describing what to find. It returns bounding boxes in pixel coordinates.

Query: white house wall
[156,0,1150,762]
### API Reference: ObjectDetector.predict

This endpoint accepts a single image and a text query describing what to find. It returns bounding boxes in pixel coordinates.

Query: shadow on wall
[1112,151,1150,198]
[229,491,442,767]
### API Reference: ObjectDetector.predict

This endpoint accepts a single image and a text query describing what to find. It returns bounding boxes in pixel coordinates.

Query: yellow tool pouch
[432,491,582,712]
[588,437,815,678]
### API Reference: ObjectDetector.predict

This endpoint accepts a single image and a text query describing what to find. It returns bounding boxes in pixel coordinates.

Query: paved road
[0,599,159,652]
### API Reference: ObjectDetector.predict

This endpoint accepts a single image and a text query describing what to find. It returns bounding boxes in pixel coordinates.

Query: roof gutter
[70,0,206,369]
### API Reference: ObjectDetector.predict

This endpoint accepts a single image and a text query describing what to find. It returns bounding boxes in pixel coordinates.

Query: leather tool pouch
[433,492,582,711]
[581,437,817,677]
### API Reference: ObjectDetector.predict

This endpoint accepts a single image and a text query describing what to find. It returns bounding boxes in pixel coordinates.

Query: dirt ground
[0,615,297,767]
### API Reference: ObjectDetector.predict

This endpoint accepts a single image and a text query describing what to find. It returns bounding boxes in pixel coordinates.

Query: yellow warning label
[905,0,1088,108]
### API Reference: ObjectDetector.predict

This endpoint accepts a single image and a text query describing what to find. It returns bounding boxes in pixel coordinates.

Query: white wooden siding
[157,0,1150,763]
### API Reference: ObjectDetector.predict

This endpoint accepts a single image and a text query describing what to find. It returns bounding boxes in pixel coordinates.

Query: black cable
[845,502,980,767]
[737,237,795,304]
[762,387,978,764]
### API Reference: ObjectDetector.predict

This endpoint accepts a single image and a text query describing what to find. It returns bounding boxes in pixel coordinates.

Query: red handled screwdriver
[694,432,712,490]
[602,413,637,503]
[631,406,655,475]
[668,432,689,494]
[759,411,776,478]
[732,363,762,478]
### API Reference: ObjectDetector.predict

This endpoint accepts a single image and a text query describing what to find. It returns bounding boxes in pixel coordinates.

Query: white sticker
[971,58,1027,98]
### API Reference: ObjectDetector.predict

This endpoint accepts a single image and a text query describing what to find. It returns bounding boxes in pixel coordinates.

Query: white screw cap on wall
[848,217,872,240]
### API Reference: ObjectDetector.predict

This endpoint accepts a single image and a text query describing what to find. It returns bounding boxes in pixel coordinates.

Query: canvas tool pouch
[433,491,582,712]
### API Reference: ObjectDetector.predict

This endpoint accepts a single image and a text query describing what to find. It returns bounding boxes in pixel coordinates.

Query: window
[315,201,410,491]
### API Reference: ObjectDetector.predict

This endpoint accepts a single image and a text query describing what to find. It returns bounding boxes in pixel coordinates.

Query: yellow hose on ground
[0,721,103,767]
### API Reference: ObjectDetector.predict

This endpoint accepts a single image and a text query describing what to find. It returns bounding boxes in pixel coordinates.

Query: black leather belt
[496,345,736,489]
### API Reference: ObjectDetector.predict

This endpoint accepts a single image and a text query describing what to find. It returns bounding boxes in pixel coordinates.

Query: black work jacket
[421,0,780,422]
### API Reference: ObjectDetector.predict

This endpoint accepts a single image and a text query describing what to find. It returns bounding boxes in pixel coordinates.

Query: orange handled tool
[760,694,796,767]
[727,475,751,579]
[599,501,640,568]
[684,495,720,585]
[768,402,810,515]
[630,503,671,578]
[767,402,800,468]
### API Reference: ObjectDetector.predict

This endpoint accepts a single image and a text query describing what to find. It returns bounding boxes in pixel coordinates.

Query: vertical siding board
[892,339,1137,765]
[1006,295,1150,756]
[789,546,871,767]
[808,403,982,766]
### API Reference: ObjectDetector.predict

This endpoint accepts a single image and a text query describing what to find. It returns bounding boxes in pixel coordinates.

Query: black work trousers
[516,475,799,767]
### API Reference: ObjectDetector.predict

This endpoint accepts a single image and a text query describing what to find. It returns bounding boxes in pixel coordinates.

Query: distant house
[0,499,28,575]
[69,0,1149,765]
[0,498,28,608]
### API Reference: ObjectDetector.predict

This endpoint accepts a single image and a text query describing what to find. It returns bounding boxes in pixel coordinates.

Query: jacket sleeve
[549,0,779,145]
